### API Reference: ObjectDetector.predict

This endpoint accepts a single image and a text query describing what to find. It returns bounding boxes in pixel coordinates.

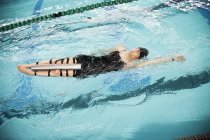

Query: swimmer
[17,45,185,78]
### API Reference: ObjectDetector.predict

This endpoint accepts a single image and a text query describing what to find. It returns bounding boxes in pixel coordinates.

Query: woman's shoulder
[114,45,126,52]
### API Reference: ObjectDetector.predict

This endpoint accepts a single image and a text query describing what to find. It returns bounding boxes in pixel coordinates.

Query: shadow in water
[1,69,210,125]
[63,69,210,108]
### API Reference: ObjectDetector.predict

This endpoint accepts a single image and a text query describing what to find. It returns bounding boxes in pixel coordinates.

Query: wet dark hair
[138,47,149,59]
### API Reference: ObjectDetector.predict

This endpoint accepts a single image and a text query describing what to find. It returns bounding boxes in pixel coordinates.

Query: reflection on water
[149,0,210,12]
[1,69,210,125]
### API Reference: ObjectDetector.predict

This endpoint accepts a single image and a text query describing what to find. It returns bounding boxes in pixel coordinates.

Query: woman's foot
[17,65,34,75]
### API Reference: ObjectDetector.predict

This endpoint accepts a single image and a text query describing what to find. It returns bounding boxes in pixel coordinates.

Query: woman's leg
[17,65,74,77]
[17,57,77,77]
[21,57,75,68]
[35,70,74,77]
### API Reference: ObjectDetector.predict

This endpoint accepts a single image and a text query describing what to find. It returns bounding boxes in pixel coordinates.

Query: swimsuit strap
[48,70,51,76]
[73,58,76,63]
[60,70,62,76]
[66,70,69,77]
[73,70,76,77]
[49,59,53,64]
[55,58,65,64]
[66,57,70,64]
[61,59,64,64]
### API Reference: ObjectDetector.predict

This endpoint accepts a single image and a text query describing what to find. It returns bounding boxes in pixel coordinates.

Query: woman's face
[129,48,140,60]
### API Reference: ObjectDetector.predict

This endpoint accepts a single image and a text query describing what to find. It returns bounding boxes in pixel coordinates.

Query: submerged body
[17,45,185,78]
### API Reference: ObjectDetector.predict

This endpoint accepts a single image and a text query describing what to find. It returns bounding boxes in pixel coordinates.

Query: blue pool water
[0,0,210,139]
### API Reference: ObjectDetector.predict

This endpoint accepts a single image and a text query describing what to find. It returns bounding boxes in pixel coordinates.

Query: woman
[17,45,185,78]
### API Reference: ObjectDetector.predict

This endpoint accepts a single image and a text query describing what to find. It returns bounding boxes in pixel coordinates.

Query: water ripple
[1,69,210,126]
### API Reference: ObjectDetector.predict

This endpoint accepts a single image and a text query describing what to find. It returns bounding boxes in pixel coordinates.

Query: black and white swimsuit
[73,51,125,78]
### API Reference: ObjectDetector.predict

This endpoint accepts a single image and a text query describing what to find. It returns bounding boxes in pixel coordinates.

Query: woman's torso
[74,51,126,78]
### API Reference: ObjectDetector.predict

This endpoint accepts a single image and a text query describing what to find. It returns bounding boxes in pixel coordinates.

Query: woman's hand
[173,55,185,62]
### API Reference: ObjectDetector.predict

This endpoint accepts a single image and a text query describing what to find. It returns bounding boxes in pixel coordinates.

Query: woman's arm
[125,54,185,69]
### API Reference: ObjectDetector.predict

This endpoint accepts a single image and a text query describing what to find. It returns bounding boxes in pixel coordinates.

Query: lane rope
[0,0,137,32]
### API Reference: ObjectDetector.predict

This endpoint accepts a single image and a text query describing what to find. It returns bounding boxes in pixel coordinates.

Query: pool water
[0,0,210,139]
